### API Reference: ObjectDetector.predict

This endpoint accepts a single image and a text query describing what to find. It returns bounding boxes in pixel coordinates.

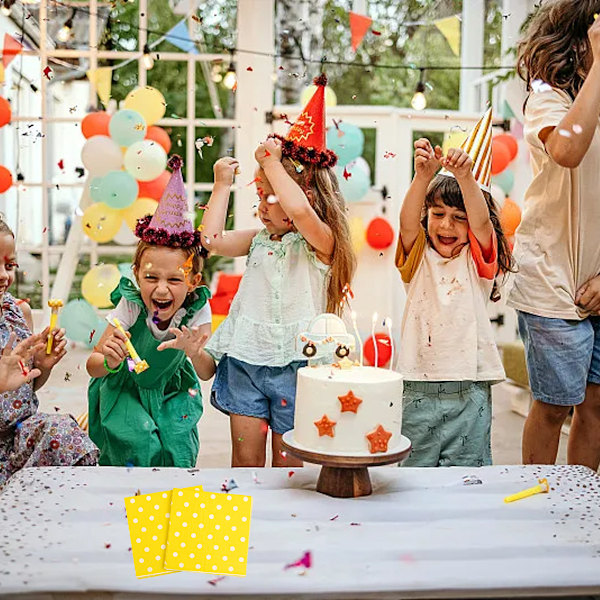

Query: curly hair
[517,0,600,99]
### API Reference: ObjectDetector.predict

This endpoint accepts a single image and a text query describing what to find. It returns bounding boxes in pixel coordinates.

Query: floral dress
[0,293,98,487]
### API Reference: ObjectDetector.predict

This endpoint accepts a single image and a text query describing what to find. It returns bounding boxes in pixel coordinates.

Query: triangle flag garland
[349,11,373,52]
[434,15,461,57]
[86,67,112,107]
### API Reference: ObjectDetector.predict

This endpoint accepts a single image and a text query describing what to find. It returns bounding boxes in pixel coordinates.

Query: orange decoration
[491,137,512,175]
[145,126,172,153]
[314,415,336,437]
[349,11,373,52]
[0,166,12,193]
[366,424,393,454]
[366,217,394,250]
[0,96,11,128]
[500,197,522,236]
[3,33,23,68]
[138,170,170,200]
[81,111,110,139]
[494,133,518,162]
[338,390,363,413]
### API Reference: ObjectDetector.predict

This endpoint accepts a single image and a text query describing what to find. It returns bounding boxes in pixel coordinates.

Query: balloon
[59,299,104,347]
[492,169,515,195]
[442,130,468,156]
[138,170,170,200]
[124,140,167,181]
[89,176,104,204]
[490,183,506,208]
[109,109,146,147]
[81,202,123,243]
[366,217,394,250]
[81,135,123,176]
[124,86,166,126]
[0,166,12,193]
[0,96,12,127]
[494,133,518,161]
[326,122,364,166]
[121,197,158,230]
[500,197,522,236]
[491,137,512,175]
[363,333,393,367]
[349,216,366,254]
[145,126,171,153]
[336,165,370,202]
[346,156,370,178]
[81,111,110,139]
[97,170,138,209]
[300,84,337,107]
[113,222,137,245]
[81,264,121,308]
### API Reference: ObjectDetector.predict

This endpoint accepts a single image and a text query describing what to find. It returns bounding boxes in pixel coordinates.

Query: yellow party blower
[46,299,64,354]
[504,478,549,503]
[111,317,149,374]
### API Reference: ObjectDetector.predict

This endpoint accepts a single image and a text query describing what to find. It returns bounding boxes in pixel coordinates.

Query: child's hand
[156,326,209,358]
[101,327,129,370]
[575,275,600,314]
[255,137,282,167]
[33,327,67,371]
[0,332,43,391]
[440,147,473,181]
[213,157,239,186]
[414,138,442,181]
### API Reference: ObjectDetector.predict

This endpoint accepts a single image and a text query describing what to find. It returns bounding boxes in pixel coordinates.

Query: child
[508,0,600,470]
[202,74,356,468]
[0,218,97,487]
[87,156,215,468]
[396,109,514,467]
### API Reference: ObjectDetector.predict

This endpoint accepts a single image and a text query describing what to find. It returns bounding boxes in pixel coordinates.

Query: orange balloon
[500,197,522,236]
[0,166,12,193]
[145,126,171,153]
[0,97,11,128]
[81,111,110,139]
[494,133,518,161]
[138,170,170,200]
[491,137,512,175]
[366,217,394,249]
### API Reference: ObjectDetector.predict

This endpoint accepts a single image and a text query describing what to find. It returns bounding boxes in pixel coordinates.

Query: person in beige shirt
[508,0,600,471]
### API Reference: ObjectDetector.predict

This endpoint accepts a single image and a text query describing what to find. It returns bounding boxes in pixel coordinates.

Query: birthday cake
[292,315,403,455]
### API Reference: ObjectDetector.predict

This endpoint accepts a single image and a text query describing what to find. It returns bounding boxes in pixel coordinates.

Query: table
[1,464,599,598]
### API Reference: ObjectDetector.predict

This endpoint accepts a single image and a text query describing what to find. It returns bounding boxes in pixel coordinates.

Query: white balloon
[346,156,371,178]
[112,221,138,245]
[490,183,505,208]
[124,140,167,182]
[81,135,123,176]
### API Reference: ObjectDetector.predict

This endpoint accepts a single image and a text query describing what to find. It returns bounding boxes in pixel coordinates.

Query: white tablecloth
[1,464,599,598]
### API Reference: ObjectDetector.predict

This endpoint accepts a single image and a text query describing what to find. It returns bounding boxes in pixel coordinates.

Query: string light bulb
[142,44,154,70]
[223,50,237,90]
[411,69,427,111]
[57,10,75,43]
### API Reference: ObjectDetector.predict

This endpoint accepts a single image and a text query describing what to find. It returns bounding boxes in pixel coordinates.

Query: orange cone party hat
[270,73,338,168]
[440,107,493,192]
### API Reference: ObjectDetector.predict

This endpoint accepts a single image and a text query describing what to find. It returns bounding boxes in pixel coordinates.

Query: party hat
[270,73,338,168]
[135,155,202,248]
[440,107,493,192]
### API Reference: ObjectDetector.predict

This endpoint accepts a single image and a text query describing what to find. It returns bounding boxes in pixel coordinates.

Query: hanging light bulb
[57,10,75,43]
[142,44,154,70]
[411,69,427,111]
[223,50,237,90]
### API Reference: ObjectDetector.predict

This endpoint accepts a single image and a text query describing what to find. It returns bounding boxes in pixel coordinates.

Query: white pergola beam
[459,0,485,113]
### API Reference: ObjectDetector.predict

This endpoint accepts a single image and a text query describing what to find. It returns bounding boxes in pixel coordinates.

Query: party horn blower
[111,317,149,374]
[504,478,549,503]
[46,299,64,354]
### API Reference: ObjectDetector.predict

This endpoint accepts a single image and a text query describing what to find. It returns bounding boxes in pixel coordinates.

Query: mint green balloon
[59,299,104,347]
[336,165,370,202]
[492,169,515,195]
[98,171,138,209]
[109,109,146,147]
[327,123,364,166]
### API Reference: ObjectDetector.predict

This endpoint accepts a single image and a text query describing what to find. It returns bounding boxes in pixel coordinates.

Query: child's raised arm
[400,138,442,255]
[200,157,260,257]
[0,332,43,392]
[255,138,334,261]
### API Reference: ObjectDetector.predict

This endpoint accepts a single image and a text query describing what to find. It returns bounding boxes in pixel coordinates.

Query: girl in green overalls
[86,156,215,467]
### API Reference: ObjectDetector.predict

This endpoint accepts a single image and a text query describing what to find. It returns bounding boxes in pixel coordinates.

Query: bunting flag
[2,33,24,68]
[349,11,372,52]
[165,20,198,54]
[86,67,112,107]
[0,64,4,84]
[434,15,461,57]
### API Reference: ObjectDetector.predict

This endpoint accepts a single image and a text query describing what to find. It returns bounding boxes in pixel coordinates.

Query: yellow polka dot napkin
[164,489,252,576]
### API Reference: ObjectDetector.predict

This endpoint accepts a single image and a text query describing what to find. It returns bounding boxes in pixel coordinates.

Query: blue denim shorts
[517,311,600,406]
[210,355,306,435]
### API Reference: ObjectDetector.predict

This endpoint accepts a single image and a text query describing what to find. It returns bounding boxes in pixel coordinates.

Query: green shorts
[400,381,492,468]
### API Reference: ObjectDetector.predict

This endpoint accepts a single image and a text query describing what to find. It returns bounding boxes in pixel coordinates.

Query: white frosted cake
[292,364,403,455]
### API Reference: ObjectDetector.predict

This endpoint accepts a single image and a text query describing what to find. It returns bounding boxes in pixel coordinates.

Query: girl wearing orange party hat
[202,74,356,468]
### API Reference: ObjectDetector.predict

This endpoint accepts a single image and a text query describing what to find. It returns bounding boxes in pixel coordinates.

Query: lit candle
[371,312,378,368]
[351,311,363,366]
[385,317,394,370]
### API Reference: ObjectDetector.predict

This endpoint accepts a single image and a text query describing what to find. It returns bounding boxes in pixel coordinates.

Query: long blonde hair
[282,158,356,315]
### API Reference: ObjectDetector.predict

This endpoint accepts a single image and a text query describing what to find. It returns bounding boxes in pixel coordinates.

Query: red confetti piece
[281,398,287,407]
[246,66,253,71]
[285,551,312,570]
[372,29,381,35]
[57,159,64,170]
[88,330,96,344]
[342,167,351,181]
[208,576,226,586]
[43,66,53,79]
[288,471,294,478]
[246,176,261,187]
[104,543,111,549]
[330,514,339,521]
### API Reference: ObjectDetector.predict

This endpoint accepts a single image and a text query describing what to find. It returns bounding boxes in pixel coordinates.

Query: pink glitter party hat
[135,155,202,248]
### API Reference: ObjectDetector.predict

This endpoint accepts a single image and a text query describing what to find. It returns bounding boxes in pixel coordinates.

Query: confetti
[208,576,226,586]
[246,66,253,71]
[288,471,295,478]
[221,478,238,492]
[558,129,571,138]
[188,387,199,397]
[151,310,160,324]
[64,372,71,382]
[285,551,312,570]
[88,330,96,345]
[57,159,64,170]
[42,66,53,80]
[462,475,483,486]
[572,124,583,134]
[342,167,351,181]
[330,514,339,521]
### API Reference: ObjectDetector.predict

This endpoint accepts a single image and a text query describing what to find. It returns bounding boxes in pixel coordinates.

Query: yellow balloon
[349,216,366,254]
[300,84,337,107]
[442,130,468,156]
[121,197,158,231]
[124,86,166,126]
[82,202,123,243]
[81,264,121,308]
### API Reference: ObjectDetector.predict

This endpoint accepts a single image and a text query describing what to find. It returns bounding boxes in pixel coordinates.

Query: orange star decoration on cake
[314,415,337,437]
[366,424,393,454]
[338,390,363,413]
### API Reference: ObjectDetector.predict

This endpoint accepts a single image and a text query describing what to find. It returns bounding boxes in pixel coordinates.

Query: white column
[459,0,485,113]
[233,0,274,270]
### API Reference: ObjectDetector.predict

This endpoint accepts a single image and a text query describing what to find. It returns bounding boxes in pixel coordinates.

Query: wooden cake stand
[281,432,412,498]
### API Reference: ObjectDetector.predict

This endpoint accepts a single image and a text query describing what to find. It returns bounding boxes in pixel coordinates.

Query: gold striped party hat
[440,107,492,192]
